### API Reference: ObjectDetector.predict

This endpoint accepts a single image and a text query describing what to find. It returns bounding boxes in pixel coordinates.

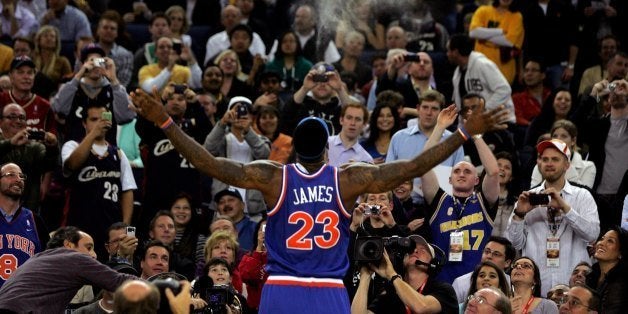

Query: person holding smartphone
[506,139,600,297]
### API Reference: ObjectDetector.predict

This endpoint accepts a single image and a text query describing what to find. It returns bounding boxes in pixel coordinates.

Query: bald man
[114,279,193,314]
[420,105,500,283]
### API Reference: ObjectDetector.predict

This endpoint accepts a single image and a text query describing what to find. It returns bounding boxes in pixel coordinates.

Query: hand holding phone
[126,226,136,237]
[101,111,112,121]
[528,193,550,206]
[28,129,46,141]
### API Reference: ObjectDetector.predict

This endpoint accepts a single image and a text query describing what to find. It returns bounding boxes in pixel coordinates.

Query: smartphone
[403,53,421,62]
[172,42,182,55]
[29,130,45,141]
[101,111,112,121]
[126,226,136,237]
[236,104,249,118]
[528,193,550,206]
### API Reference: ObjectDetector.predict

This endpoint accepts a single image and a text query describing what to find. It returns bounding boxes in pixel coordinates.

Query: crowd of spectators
[1,0,628,313]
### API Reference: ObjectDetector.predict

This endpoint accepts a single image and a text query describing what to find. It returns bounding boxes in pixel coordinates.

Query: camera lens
[358,240,382,260]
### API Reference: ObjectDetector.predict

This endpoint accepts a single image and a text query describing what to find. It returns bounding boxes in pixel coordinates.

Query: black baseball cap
[10,56,36,71]
[214,187,243,203]
[80,43,106,63]
[293,117,330,162]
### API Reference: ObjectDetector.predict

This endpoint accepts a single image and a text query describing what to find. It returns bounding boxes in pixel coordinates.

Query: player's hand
[130,87,170,126]
[463,105,509,135]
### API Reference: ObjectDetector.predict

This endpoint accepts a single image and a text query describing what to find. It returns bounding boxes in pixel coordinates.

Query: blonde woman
[33,25,72,92]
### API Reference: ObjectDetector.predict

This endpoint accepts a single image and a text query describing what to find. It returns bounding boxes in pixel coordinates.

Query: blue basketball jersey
[265,164,351,279]
[0,207,42,286]
[429,191,493,283]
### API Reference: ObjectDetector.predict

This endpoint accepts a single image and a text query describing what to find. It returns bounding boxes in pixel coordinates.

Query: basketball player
[130,88,509,313]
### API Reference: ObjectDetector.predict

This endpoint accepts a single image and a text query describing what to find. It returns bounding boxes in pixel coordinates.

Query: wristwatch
[390,274,402,284]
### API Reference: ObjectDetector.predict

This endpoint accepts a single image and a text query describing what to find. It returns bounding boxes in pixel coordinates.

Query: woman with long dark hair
[524,88,574,148]
[265,31,313,94]
[510,257,559,313]
[360,103,401,164]
[170,192,206,268]
[462,261,511,311]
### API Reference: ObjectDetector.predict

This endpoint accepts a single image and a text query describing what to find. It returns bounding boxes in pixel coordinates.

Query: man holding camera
[351,235,458,313]
[62,103,137,262]
[52,43,135,144]
[0,103,59,212]
[506,139,599,296]
[376,51,435,109]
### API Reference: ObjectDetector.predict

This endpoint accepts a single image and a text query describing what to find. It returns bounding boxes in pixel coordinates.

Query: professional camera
[354,235,416,264]
[204,285,234,314]
[152,278,181,314]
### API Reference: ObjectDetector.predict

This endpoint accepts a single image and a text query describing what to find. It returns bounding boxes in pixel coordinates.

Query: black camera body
[236,104,249,118]
[205,285,234,314]
[403,53,421,62]
[152,278,181,313]
[528,193,550,206]
[354,235,415,263]
[28,129,45,141]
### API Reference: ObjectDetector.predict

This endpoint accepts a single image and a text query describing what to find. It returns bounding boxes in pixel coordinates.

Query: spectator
[362,52,387,111]
[524,88,574,148]
[491,152,521,237]
[469,0,524,84]
[463,287,512,314]
[573,79,628,230]
[228,24,263,79]
[507,139,600,296]
[203,231,243,293]
[327,103,373,167]
[568,262,591,287]
[0,226,136,313]
[255,105,292,164]
[335,0,385,51]
[165,5,192,48]
[252,69,284,111]
[61,103,136,261]
[32,25,72,96]
[420,104,500,283]
[75,258,139,314]
[145,211,196,280]
[237,218,268,311]
[377,51,435,110]
[0,104,59,212]
[558,285,601,314]
[289,3,340,64]
[390,180,432,240]
[462,261,512,310]
[197,92,218,128]
[385,26,408,50]
[510,257,560,313]
[392,3,450,53]
[0,163,45,287]
[193,257,247,314]
[139,240,171,280]
[452,236,516,303]
[103,222,138,263]
[360,102,401,164]
[0,0,38,39]
[170,193,207,268]
[203,5,266,67]
[351,235,458,313]
[585,226,628,313]
[386,91,464,203]
[52,43,135,144]
[212,188,258,252]
[448,33,515,123]
[0,56,57,134]
[112,280,160,314]
[135,83,209,232]
[512,59,551,131]
[199,65,228,120]
[139,36,201,93]
[213,49,255,100]
[578,52,628,119]
[265,31,314,95]
[547,284,570,307]
[39,0,92,42]
[531,120,596,188]
[578,35,620,96]
[18,0,45,20]
[95,10,134,89]
[333,31,372,88]
[281,63,353,135]
[236,0,271,47]
[130,13,171,89]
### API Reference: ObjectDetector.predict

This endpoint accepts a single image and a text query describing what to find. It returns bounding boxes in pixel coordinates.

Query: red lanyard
[522,296,536,314]
[405,281,427,314]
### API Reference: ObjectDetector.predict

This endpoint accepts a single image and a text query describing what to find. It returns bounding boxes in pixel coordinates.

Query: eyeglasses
[563,297,591,310]
[1,114,27,121]
[1,172,27,180]
[482,248,505,258]
[513,262,534,270]
[467,295,498,309]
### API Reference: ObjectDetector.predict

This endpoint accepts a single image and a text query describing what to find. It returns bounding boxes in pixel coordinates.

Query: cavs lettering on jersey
[265,164,351,280]
[0,208,42,286]
[429,190,493,283]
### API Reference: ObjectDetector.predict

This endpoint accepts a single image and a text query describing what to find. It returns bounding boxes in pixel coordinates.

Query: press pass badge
[449,231,464,262]
[546,237,560,267]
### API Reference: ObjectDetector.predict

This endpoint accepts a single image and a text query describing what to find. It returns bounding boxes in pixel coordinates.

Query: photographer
[193,257,248,314]
[114,279,194,314]
[351,235,457,314]
[506,139,599,297]
[376,51,435,110]
[52,43,135,144]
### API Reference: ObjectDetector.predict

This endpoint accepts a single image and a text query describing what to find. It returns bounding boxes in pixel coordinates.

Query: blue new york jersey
[265,164,351,279]
[0,207,42,286]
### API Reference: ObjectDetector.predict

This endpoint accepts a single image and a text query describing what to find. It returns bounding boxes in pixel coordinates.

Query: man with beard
[0,163,46,287]
[214,188,257,252]
[506,139,599,296]
[62,103,137,262]
[377,51,435,109]
[573,78,628,229]
[0,104,59,211]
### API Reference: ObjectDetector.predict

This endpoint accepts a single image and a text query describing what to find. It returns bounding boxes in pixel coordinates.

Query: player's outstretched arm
[341,106,509,200]
[129,88,281,194]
